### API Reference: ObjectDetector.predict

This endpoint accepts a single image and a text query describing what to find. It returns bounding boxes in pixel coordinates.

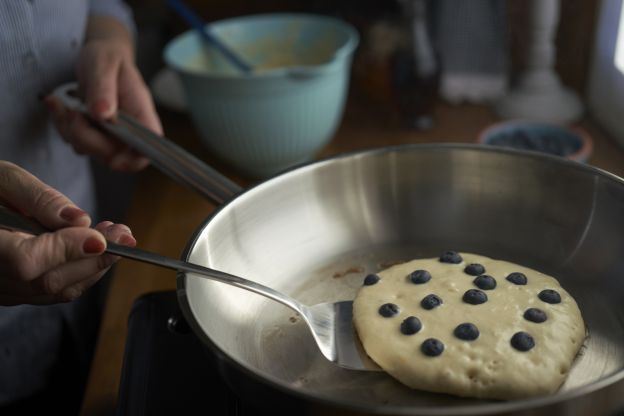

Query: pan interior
[181,146,624,412]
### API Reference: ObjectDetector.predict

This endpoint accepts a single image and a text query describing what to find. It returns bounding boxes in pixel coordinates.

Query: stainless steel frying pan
[53,83,624,415]
[178,145,624,415]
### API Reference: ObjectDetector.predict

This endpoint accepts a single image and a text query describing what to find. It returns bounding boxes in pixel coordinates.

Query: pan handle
[51,82,242,206]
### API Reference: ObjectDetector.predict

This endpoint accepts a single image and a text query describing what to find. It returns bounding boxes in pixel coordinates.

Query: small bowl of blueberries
[478,120,593,163]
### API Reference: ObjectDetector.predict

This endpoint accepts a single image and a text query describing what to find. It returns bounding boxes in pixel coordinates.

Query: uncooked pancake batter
[352,251,586,400]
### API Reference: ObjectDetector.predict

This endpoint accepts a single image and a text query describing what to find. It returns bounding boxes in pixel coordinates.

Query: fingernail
[83,236,105,254]
[60,206,87,222]
[92,100,110,117]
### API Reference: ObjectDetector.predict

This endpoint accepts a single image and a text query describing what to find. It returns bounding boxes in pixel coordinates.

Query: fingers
[118,65,163,135]
[44,96,150,172]
[0,221,136,305]
[0,227,106,281]
[0,161,90,229]
[108,147,150,172]
[82,45,121,121]
[44,49,157,171]
[46,96,119,159]
[0,264,69,305]
[37,222,136,301]
[0,227,104,305]
[93,220,136,265]
[44,39,161,172]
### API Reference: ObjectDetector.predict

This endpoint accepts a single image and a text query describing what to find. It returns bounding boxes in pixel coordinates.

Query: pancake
[352,251,586,400]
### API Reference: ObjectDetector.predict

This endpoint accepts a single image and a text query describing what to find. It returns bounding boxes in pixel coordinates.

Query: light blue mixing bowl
[164,13,359,178]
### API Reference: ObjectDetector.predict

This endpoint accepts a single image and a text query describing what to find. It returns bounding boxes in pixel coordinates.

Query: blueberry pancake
[352,252,586,400]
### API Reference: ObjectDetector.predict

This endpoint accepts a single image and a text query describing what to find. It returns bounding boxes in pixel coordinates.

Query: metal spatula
[0,205,380,371]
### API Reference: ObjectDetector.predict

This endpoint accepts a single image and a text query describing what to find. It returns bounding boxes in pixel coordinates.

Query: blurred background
[131,0,596,100]
[112,0,624,178]
[95,0,617,221]
[129,0,602,124]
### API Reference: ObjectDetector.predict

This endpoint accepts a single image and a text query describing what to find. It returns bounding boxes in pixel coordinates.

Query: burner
[117,291,269,416]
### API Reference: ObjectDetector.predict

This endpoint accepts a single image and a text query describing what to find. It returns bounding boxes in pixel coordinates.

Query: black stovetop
[117,290,272,416]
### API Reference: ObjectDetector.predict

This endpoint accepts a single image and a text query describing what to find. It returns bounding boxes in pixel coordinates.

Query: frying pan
[52,83,624,415]
[178,146,624,416]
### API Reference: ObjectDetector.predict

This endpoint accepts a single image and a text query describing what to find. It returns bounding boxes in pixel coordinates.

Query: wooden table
[80,97,624,416]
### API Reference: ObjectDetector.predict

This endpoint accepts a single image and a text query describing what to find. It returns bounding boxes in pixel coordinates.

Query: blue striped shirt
[0,0,135,404]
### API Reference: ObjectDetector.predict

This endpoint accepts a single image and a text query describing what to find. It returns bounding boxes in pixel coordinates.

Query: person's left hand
[45,16,162,172]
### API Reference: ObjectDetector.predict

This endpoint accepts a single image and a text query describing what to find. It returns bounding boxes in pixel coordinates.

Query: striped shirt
[0,0,135,404]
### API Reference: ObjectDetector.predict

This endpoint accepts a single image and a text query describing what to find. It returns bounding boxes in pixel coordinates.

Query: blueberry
[473,275,497,290]
[378,303,400,317]
[439,251,463,264]
[400,316,422,335]
[454,323,480,341]
[421,294,443,310]
[506,272,528,285]
[524,308,548,323]
[511,331,535,351]
[409,269,431,284]
[363,274,380,286]
[421,338,445,357]
[538,289,561,304]
[462,289,488,305]
[464,263,485,276]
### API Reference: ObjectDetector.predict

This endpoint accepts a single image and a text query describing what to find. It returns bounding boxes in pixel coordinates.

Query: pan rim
[177,143,624,414]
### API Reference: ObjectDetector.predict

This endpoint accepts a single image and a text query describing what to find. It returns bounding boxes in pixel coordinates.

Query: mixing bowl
[163,13,359,178]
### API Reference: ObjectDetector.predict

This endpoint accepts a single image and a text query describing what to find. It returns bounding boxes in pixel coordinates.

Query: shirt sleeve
[88,0,137,36]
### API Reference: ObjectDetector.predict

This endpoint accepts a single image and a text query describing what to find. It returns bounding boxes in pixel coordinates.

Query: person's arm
[45,5,162,172]
[0,161,136,305]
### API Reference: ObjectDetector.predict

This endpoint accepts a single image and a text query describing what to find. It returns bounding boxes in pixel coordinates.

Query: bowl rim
[477,120,593,162]
[163,12,360,80]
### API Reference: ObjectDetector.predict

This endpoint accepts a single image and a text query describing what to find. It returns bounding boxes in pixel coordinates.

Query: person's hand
[45,16,162,172]
[0,161,136,305]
